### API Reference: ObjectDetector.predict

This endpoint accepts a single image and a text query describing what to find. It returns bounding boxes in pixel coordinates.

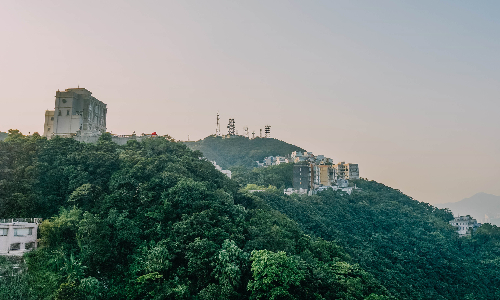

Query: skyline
[1,1,499,204]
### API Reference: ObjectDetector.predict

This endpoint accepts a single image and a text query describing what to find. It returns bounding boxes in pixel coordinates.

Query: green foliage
[251,179,500,299]
[6,132,498,299]
[185,135,305,169]
[248,250,305,300]
[232,163,294,189]
[2,134,375,299]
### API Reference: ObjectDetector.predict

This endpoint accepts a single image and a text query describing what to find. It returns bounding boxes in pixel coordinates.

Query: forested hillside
[0,131,389,300]
[247,181,500,299]
[184,135,305,169]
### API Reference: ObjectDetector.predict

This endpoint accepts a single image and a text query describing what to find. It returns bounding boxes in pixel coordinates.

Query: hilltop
[184,135,306,169]
[437,192,500,226]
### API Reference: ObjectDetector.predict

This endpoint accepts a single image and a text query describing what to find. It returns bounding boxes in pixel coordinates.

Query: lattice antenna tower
[252,131,255,139]
[216,112,221,136]
[243,126,249,138]
[260,129,262,138]
[264,125,271,138]
[227,118,236,136]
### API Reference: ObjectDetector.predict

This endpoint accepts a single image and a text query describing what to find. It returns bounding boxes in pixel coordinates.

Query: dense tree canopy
[1,131,387,300]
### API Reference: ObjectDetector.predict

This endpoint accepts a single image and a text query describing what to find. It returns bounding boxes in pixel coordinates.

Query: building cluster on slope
[256,151,359,196]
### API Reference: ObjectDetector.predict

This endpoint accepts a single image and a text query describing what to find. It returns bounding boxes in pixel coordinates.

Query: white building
[43,88,107,139]
[0,218,41,256]
[449,215,481,236]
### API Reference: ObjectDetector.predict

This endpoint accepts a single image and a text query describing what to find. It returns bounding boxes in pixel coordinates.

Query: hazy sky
[1,1,499,204]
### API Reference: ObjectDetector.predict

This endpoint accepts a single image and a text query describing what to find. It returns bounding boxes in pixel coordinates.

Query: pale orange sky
[1,1,499,204]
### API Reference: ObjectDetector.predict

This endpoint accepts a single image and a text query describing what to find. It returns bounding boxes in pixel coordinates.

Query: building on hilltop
[334,162,359,180]
[449,215,481,236]
[43,88,107,139]
[0,218,42,256]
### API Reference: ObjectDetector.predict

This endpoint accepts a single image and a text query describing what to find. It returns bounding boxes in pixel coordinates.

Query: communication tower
[265,125,271,138]
[252,131,255,139]
[215,112,221,136]
[243,126,249,137]
[227,119,236,136]
[260,129,262,138]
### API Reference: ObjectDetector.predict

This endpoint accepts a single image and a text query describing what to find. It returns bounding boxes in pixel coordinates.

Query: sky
[1,0,499,205]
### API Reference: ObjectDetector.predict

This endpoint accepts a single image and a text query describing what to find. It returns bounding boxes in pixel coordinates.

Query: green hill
[0,133,389,300]
[248,181,500,299]
[184,135,306,169]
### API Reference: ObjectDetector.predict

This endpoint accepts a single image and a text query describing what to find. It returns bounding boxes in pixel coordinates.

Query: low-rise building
[0,218,41,256]
[449,215,481,236]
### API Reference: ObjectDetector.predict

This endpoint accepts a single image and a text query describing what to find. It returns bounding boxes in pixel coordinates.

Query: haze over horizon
[1,1,499,205]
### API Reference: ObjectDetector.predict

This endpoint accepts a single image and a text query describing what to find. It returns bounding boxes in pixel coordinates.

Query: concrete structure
[292,164,311,190]
[43,88,107,139]
[0,218,41,256]
[334,162,359,180]
[316,165,335,187]
[450,215,481,236]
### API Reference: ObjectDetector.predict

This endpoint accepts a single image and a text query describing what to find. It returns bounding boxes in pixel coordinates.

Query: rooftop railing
[0,218,42,224]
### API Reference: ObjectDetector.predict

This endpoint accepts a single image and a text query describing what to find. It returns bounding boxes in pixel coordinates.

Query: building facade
[0,218,41,256]
[450,215,481,236]
[293,164,311,190]
[334,162,359,180]
[43,88,107,139]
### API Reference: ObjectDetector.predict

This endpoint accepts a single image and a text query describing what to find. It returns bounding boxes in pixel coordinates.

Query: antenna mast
[227,119,235,136]
[216,112,221,136]
[265,125,271,138]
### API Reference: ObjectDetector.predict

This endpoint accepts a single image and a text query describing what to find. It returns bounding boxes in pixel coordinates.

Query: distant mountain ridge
[184,135,306,169]
[436,192,500,226]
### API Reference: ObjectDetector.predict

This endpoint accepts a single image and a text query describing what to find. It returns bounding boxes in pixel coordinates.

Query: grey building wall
[44,88,107,138]
[293,164,311,190]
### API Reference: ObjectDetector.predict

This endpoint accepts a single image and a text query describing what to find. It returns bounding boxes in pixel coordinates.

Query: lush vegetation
[184,135,305,169]
[0,131,388,300]
[230,163,294,190]
[247,180,500,299]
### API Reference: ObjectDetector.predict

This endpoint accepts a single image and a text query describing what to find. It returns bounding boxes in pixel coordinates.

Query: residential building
[334,162,359,180]
[43,88,107,139]
[0,218,41,256]
[293,164,311,190]
[449,215,481,236]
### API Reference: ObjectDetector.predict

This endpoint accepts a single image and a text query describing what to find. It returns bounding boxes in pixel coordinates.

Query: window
[58,110,62,116]
[51,117,54,121]
[14,228,30,236]
[62,99,67,103]
[10,243,20,251]
[25,242,35,250]
[0,228,7,236]
[67,110,70,116]
[28,228,33,235]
